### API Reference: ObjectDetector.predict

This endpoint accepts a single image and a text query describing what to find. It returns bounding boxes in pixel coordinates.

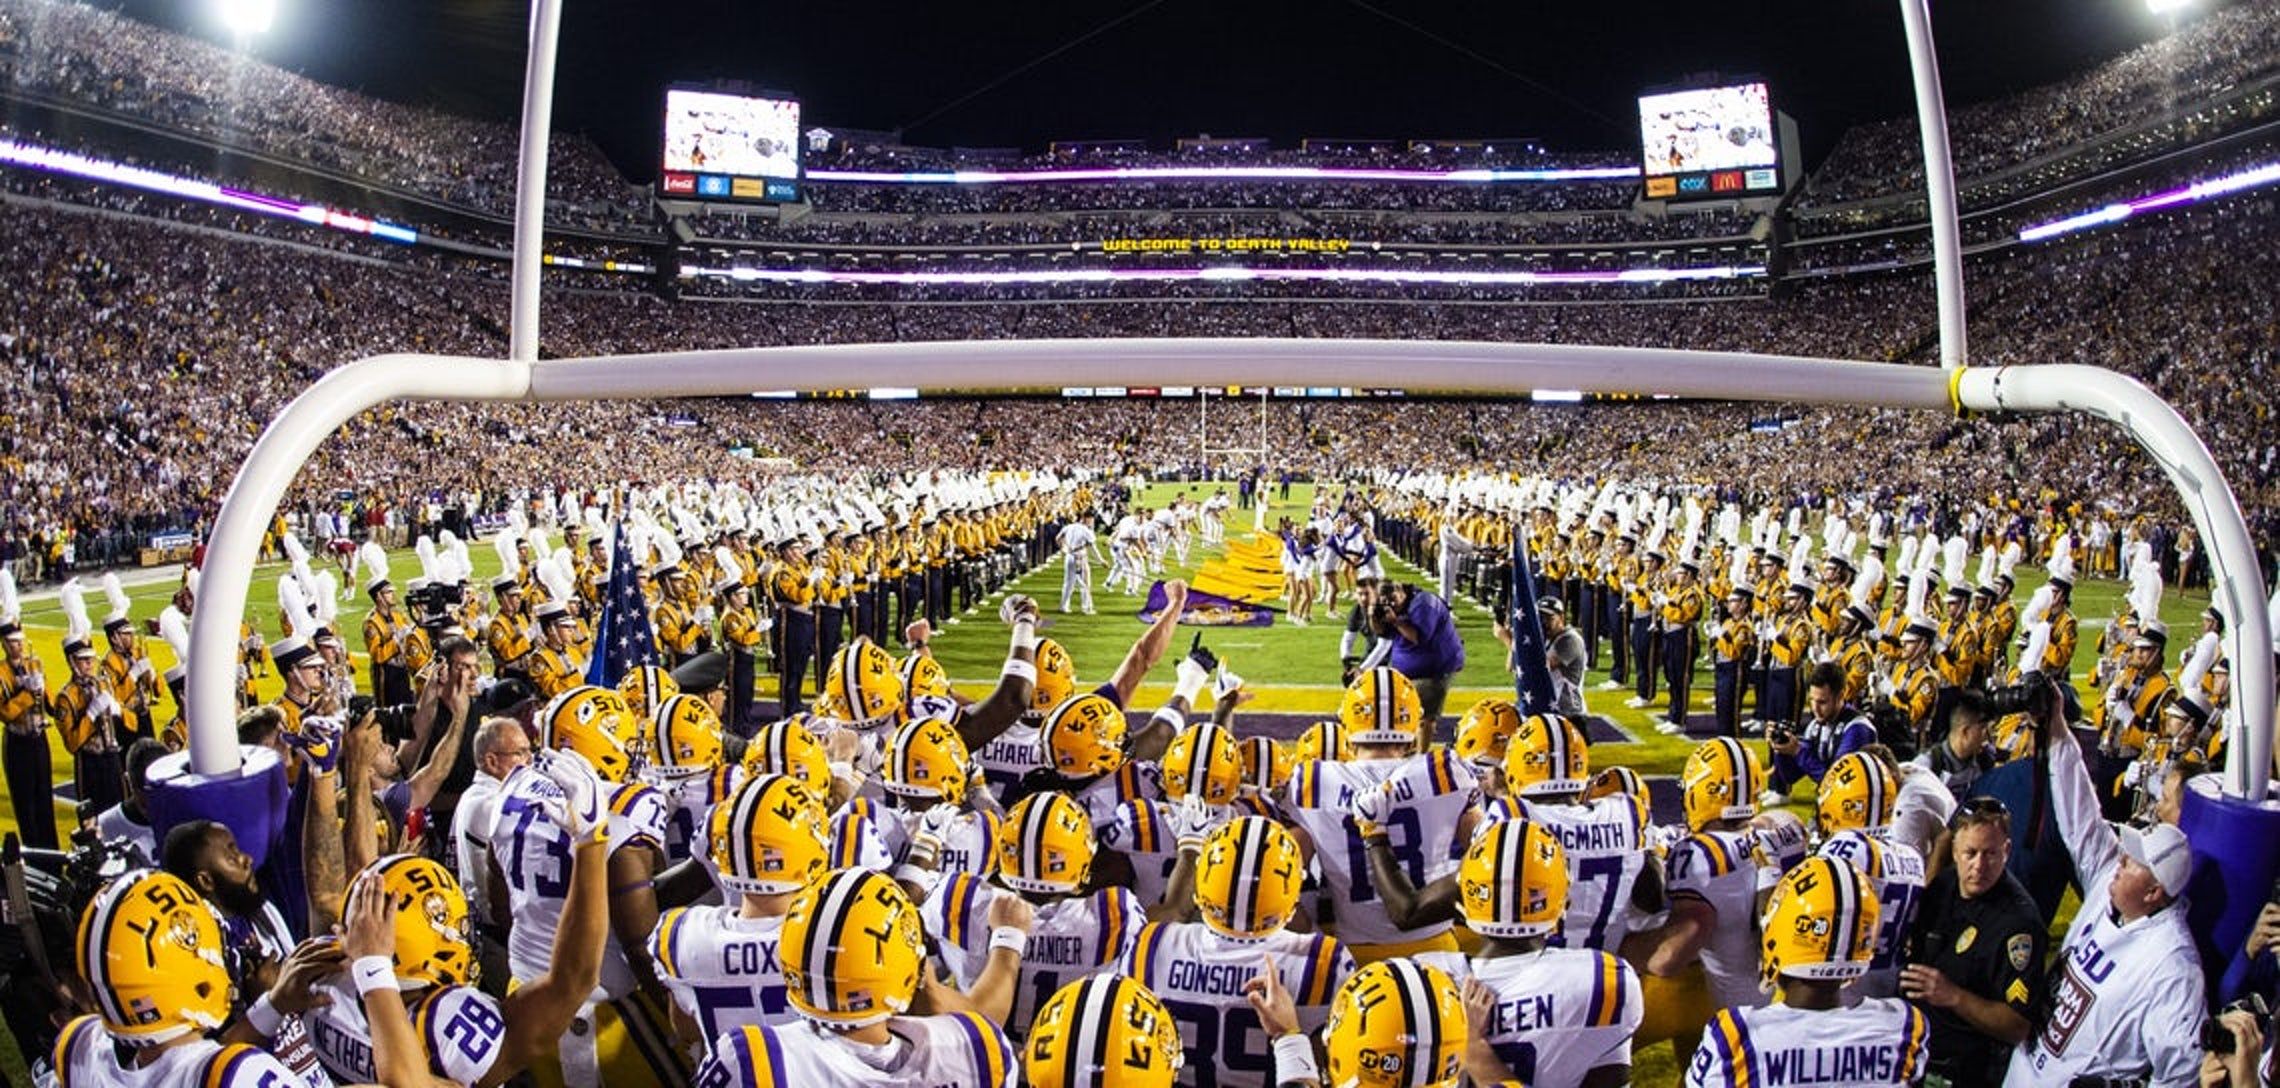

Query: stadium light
[2147,0,2196,14]
[216,0,277,36]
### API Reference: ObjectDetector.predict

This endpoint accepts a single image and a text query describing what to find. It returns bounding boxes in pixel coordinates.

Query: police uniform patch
[1955,925,1977,954]
[2007,933,2033,971]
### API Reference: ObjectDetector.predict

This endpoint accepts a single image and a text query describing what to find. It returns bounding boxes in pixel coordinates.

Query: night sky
[101,0,2222,181]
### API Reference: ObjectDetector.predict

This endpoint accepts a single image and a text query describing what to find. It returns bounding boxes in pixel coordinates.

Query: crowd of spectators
[1801,0,2280,208]
[5,174,2278,585]
[0,0,647,230]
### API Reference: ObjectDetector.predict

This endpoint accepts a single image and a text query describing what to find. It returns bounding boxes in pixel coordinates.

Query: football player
[644,692,738,866]
[647,774,826,1050]
[691,868,1021,1088]
[52,869,305,1087]
[835,715,1003,898]
[1683,857,1929,1088]
[1632,738,1779,1035]
[1814,751,1926,1002]
[1101,719,1246,911]
[1282,668,1481,968]
[1025,975,1186,1088]
[924,791,1146,1039]
[485,686,685,1087]
[1450,819,1642,1088]
[1121,817,1354,1088]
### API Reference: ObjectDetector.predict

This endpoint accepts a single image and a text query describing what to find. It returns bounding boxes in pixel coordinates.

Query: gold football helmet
[900,652,951,701]
[1160,722,1243,806]
[1193,817,1305,939]
[743,717,832,796]
[996,791,1096,895]
[1680,737,1764,830]
[709,773,830,895]
[1239,736,1293,794]
[1815,752,1896,836]
[1296,720,1353,763]
[1042,692,1128,779]
[1027,975,1185,1088]
[77,869,232,1044]
[883,717,972,805]
[1340,667,1424,747]
[617,664,679,720]
[369,854,477,989]
[821,637,905,726]
[1325,959,1467,1088]
[1759,855,1881,989]
[1457,818,1568,940]
[781,868,925,1027]
[1504,713,1591,799]
[1030,638,1078,715]
[1453,699,1524,769]
[649,693,724,779]
[542,685,635,782]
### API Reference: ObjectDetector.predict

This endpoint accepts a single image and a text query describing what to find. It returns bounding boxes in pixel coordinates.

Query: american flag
[1508,531,1560,715]
[585,520,660,688]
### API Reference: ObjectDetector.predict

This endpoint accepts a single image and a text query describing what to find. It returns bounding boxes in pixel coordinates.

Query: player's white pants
[1062,556,1094,612]
[1200,514,1223,543]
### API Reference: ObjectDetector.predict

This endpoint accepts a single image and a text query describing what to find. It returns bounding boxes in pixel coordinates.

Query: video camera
[406,581,464,629]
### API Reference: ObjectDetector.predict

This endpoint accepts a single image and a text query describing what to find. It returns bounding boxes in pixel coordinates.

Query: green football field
[0,482,2207,1083]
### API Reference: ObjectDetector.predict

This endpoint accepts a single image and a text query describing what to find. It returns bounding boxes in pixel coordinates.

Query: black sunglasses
[1949,796,2009,828]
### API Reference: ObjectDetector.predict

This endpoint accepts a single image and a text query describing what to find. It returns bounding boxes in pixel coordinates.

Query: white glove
[537,748,606,841]
[131,658,153,681]
[1168,795,1225,852]
[89,690,121,721]
[1173,657,1210,705]
[1212,666,1245,701]
[755,616,775,634]
[807,569,827,586]
[2122,760,2148,789]
[1351,781,1397,839]
[1000,594,1038,625]
[694,606,715,626]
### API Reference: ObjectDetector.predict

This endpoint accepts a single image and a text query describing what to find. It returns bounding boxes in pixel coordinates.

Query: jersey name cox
[1758,1042,1906,1086]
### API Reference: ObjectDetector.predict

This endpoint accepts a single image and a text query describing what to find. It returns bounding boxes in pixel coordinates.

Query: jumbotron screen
[1638,82,1779,200]
[658,88,802,204]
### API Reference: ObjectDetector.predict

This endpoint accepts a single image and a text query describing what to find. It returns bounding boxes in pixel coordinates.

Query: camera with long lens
[1984,669,2061,721]
[405,582,464,630]
[2203,993,2270,1055]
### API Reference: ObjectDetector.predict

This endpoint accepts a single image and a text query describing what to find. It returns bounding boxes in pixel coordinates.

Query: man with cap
[1624,549,1666,709]
[1979,572,2020,675]
[527,599,588,701]
[1875,619,1942,752]
[1,618,58,847]
[2038,570,2079,677]
[1757,577,1818,734]
[1934,585,1982,691]
[2096,623,2173,763]
[1658,557,1706,732]
[652,564,705,669]
[268,634,336,738]
[2003,689,2203,1088]
[484,574,537,683]
[716,573,767,733]
[362,563,416,705]
[771,537,818,715]
[54,633,127,816]
[1706,587,1758,738]
[1600,532,1638,690]
[1828,604,1879,707]
[97,608,158,743]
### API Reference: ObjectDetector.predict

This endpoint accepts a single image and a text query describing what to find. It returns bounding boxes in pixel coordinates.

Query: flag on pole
[1508,530,1560,714]
[586,520,659,688]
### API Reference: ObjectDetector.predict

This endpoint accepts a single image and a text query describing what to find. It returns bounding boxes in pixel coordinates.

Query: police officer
[1901,798,2045,1088]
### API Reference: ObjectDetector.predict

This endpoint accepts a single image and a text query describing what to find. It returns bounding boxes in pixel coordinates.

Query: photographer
[1901,797,2045,1088]
[2208,902,2280,1087]
[1364,577,1466,734]
[1764,662,1877,805]
[1339,577,1391,685]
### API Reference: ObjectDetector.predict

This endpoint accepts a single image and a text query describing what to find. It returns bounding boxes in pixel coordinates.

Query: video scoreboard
[1637,81,1780,201]
[658,87,802,204]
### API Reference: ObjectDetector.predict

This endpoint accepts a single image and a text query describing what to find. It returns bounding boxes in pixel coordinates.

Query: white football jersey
[1120,921,1353,1088]
[1095,797,1181,908]
[1069,761,1163,829]
[1684,999,1929,1087]
[653,764,742,867]
[304,977,506,1088]
[650,904,795,1046]
[1664,829,1772,1012]
[488,765,670,999]
[924,873,1145,1039]
[831,797,1001,882]
[694,1014,1019,1088]
[1512,793,1653,951]
[974,720,1044,800]
[1280,750,1480,946]
[51,1017,303,1088]
[1818,830,1928,1001]
[1454,947,1642,1088]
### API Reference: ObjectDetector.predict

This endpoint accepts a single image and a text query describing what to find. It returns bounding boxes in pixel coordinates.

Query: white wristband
[989,926,1028,955]
[1002,658,1038,683]
[1150,707,1186,732]
[243,992,285,1037]
[1272,1034,1320,1085]
[1009,620,1038,652]
[351,955,399,996]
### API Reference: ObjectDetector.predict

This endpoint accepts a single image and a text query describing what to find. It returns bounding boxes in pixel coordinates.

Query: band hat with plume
[357,541,393,595]
[58,578,96,658]
[0,567,20,637]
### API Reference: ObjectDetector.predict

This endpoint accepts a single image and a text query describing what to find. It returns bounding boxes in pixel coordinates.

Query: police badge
[2008,932,2034,971]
